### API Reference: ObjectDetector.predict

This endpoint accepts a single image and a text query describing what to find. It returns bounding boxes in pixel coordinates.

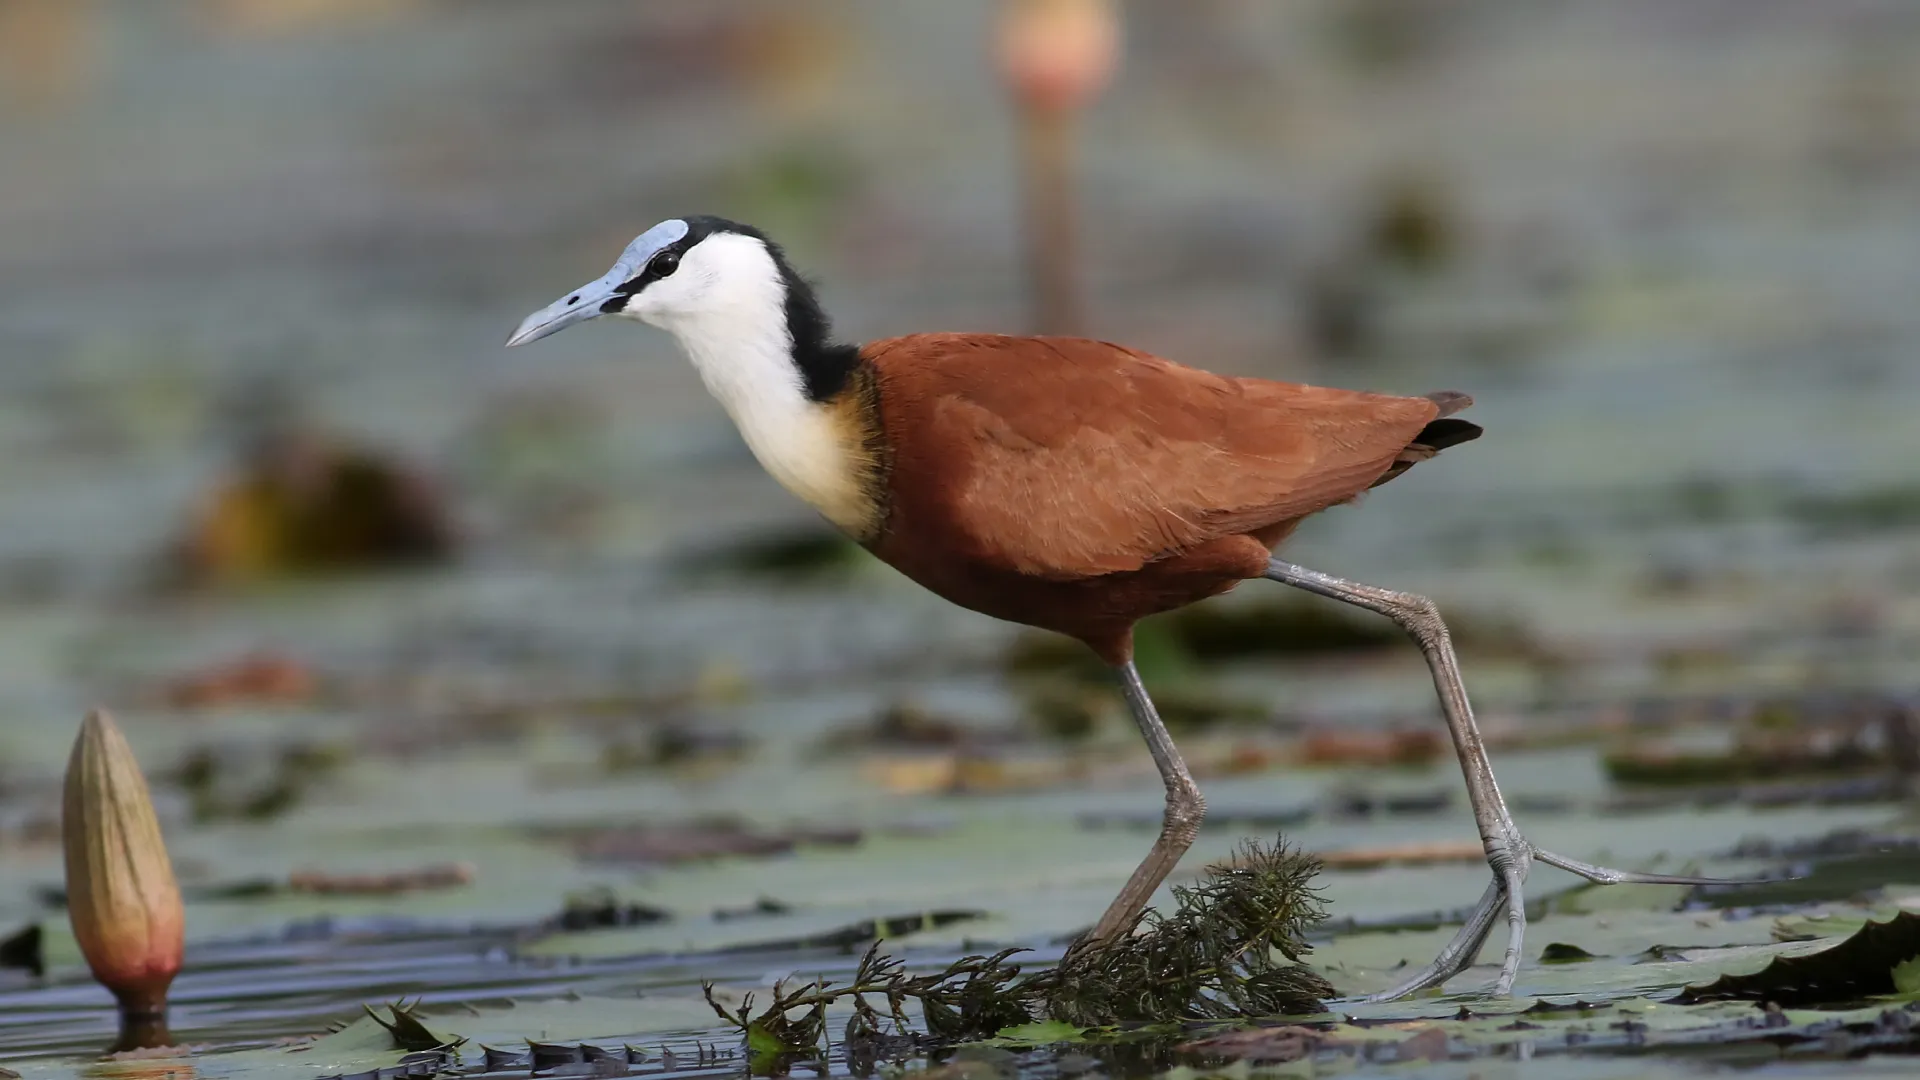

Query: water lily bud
[63,709,183,1044]
[996,0,1120,115]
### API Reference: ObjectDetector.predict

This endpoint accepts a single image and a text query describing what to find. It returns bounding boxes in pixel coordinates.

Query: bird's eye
[649,251,680,277]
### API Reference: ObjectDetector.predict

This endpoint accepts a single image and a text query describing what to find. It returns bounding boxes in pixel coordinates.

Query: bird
[507,215,1736,999]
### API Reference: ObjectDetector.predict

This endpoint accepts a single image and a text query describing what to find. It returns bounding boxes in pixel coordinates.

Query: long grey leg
[1264,557,1532,993]
[1087,660,1207,942]
[1262,557,1757,998]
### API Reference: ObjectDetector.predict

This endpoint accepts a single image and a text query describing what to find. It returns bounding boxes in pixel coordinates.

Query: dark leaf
[1539,942,1601,964]
[0,924,43,978]
[1676,911,1920,1005]
[363,1000,466,1051]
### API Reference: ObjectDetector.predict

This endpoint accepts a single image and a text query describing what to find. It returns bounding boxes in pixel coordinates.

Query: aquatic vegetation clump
[1038,838,1334,1026]
[704,839,1330,1063]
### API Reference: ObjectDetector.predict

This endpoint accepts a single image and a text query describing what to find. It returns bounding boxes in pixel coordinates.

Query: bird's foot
[1361,831,1770,1003]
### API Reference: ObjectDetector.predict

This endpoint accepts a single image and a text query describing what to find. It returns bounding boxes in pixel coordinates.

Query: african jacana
[508,216,1733,999]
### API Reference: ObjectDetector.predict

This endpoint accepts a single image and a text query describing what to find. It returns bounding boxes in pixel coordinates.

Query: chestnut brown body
[849,334,1449,663]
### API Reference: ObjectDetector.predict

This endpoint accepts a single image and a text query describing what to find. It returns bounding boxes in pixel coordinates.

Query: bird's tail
[1369,391,1482,488]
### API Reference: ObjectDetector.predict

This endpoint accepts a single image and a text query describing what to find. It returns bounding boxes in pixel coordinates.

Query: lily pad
[1678,911,1920,1005]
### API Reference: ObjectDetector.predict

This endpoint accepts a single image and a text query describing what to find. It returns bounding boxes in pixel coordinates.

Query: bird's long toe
[1362,827,1775,1002]
[1531,847,1778,887]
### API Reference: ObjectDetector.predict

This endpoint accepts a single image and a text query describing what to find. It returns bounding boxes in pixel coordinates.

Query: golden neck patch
[813,361,890,544]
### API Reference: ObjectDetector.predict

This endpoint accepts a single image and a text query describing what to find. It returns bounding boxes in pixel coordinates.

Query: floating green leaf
[984,1019,1086,1045]
[1895,956,1920,996]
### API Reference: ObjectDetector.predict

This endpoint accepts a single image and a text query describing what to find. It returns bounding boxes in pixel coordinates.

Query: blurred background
[4,0,1920,1063]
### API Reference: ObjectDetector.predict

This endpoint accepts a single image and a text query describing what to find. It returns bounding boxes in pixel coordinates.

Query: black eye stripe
[614,245,687,296]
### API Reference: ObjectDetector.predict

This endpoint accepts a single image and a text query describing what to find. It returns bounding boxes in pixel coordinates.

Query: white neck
[645,234,865,533]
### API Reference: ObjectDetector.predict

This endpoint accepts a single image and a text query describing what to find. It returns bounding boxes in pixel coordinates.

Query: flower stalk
[994,0,1120,337]
[63,709,183,1051]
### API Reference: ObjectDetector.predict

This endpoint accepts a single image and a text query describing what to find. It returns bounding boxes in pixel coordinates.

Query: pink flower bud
[63,709,183,1038]
[996,0,1121,115]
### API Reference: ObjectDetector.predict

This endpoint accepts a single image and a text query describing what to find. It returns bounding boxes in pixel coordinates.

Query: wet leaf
[1774,909,1884,942]
[1677,911,1920,1004]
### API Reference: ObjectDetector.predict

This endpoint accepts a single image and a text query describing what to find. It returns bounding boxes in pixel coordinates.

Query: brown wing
[864,333,1440,580]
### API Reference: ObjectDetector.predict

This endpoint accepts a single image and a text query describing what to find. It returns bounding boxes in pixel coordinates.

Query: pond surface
[3,2,1920,1077]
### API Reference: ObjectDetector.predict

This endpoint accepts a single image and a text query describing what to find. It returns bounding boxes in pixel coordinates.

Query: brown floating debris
[1313,839,1488,871]
[286,862,474,896]
[158,649,318,709]
[571,822,861,866]
[63,709,183,1052]
[1297,727,1443,767]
